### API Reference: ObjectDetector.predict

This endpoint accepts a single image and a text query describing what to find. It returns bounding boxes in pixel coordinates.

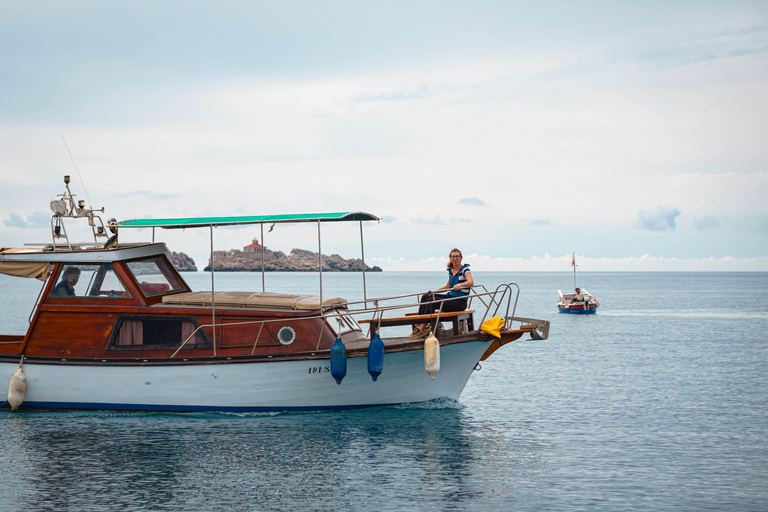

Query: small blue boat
[557,253,599,314]
[557,289,599,314]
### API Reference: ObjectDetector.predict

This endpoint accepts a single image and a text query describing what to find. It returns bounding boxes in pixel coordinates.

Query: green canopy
[118,212,380,229]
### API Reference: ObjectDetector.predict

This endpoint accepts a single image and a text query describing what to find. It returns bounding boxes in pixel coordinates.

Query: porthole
[277,326,296,345]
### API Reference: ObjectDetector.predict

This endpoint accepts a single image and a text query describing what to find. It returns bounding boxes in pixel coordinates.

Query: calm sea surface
[1,271,767,511]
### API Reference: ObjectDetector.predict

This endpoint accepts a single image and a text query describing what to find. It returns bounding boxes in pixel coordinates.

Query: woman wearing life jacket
[410,248,473,339]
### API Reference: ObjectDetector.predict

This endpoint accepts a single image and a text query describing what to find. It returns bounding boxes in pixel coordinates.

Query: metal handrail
[476,283,520,328]
[170,283,521,358]
[342,284,486,311]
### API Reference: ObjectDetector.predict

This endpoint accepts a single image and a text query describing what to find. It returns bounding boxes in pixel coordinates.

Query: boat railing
[170,283,521,358]
[22,241,149,251]
[469,283,520,328]
[343,283,520,331]
[45,175,113,251]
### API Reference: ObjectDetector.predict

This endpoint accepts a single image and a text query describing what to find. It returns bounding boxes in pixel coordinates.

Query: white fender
[8,365,27,411]
[424,332,440,380]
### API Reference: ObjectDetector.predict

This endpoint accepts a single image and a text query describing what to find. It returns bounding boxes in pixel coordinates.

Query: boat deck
[161,291,347,311]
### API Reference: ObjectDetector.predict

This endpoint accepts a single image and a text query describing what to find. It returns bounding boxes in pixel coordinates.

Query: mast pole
[360,220,367,306]
[573,254,577,289]
[317,220,323,307]
[260,223,265,293]
[210,225,216,356]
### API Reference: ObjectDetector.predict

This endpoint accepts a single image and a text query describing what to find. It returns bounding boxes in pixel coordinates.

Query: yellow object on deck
[480,316,505,338]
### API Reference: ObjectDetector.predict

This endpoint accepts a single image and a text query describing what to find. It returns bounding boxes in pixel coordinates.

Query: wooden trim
[480,330,526,361]
[359,309,475,339]
[19,262,59,355]
[112,262,148,306]
[359,309,474,324]
[0,332,497,366]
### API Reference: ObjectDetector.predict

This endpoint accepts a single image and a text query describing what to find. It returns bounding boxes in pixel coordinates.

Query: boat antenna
[61,135,93,210]
[572,252,577,289]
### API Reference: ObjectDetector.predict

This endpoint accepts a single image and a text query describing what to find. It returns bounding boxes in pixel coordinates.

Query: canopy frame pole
[152,227,155,243]
[317,220,323,308]
[210,225,216,356]
[360,221,367,306]
[260,223,265,293]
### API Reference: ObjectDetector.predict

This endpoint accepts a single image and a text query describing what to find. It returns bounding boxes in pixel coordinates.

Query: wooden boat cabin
[0,244,355,362]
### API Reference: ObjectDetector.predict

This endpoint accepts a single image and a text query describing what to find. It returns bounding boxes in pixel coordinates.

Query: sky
[1,1,767,271]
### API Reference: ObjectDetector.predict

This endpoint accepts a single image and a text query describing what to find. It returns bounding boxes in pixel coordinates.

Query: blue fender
[367,334,385,381]
[330,337,347,385]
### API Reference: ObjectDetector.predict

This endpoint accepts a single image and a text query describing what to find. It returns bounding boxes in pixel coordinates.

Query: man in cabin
[573,287,586,302]
[51,266,81,297]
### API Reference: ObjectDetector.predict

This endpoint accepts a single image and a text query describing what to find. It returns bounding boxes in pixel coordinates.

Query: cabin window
[109,316,210,349]
[50,263,131,299]
[335,313,360,335]
[126,256,185,296]
[276,326,296,345]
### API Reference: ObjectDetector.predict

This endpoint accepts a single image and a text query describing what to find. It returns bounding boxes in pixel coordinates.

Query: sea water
[1,271,767,511]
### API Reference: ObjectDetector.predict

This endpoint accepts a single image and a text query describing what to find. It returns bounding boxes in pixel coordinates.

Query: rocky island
[203,247,382,272]
[168,251,198,272]
[166,239,381,273]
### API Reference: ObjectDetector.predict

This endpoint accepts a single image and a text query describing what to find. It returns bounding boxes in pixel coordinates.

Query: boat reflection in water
[4,405,549,510]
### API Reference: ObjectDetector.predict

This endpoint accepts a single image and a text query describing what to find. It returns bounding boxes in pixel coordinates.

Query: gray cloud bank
[4,212,50,229]
[637,206,681,231]
[458,197,486,207]
[694,216,719,231]
[112,190,179,200]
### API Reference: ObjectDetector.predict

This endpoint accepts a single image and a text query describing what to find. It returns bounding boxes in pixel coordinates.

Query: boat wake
[176,399,464,417]
[600,310,768,320]
[387,397,463,410]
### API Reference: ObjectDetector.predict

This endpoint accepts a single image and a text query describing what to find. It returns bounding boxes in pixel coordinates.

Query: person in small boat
[572,287,588,302]
[51,266,81,297]
[410,248,474,339]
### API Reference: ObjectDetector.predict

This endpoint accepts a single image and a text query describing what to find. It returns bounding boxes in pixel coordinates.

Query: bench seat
[359,309,474,339]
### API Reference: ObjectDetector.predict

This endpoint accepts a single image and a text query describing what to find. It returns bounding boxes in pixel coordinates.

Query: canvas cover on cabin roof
[0,248,50,281]
[118,212,379,229]
[162,291,347,311]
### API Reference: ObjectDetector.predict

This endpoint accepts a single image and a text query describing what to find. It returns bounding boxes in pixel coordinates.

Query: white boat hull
[2,339,492,411]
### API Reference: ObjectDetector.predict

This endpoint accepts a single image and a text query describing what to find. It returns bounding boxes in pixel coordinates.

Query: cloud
[355,86,431,103]
[642,26,768,69]
[412,215,470,225]
[4,211,50,229]
[530,219,550,226]
[636,206,681,231]
[694,216,719,231]
[112,190,179,200]
[458,197,486,207]
[4,214,27,228]
[380,215,397,224]
[413,215,446,225]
